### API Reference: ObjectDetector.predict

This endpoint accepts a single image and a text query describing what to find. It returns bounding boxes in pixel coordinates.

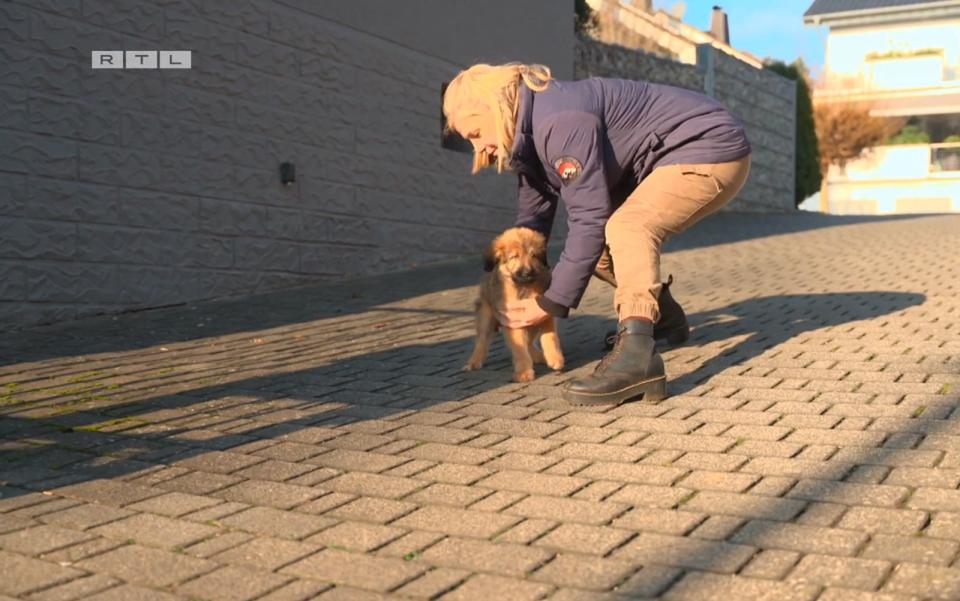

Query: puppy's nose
[516,268,534,281]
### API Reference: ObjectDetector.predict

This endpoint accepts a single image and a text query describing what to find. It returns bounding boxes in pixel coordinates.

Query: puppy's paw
[547,357,565,371]
[463,359,484,371]
[512,368,535,383]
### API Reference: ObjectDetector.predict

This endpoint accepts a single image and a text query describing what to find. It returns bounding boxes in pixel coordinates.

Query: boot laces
[596,327,627,373]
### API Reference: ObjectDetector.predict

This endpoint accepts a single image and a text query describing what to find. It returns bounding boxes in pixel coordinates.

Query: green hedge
[763,60,821,208]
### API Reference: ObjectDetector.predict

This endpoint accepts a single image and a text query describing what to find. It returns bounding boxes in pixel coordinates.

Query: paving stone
[220,507,336,540]
[125,491,222,517]
[683,491,807,521]
[182,500,249,524]
[883,563,960,599]
[392,567,471,599]
[476,470,587,496]
[393,505,519,538]
[420,536,554,577]
[788,553,892,590]
[39,537,126,564]
[91,513,218,549]
[504,495,628,525]
[441,574,554,601]
[925,512,960,539]
[860,533,959,566]
[836,507,928,535]
[496,518,559,545]
[738,549,802,579]
[530,553,635,590]
[576,461,687,486]
[413,463,493,485]
[26,573,121,601]
[0,550,83,596]
[157,471,244,495]
[36,502,134,530]
[0,524,93,555]
[679,470,759,492]
[401,442,499,466]
[884,467,960,488]
[212,536,318,570]
[688,515,746,540]
[786,479,909,507]
[238,578,331,601]
[906,487,960,512]
[533,523,633,555]
[740,457,853,480]
[74,544,217,588]
[215,479,321,509]
[637,433,736,453]
[731,520,868,556]
[53,480,162,507]
[614,564,684,597]
[482,452,560,472]
[372,530,446,559]
[673,451,747,472]
[611,507,705,535]
[327,496,417,523]
[182,531,254,559]
[321,472,425,499]
[611,532,755,573]
[816,588,920,601]
[175,565,291,601]
[280,548,425,591]
[170,451,266,474]
[662,572,820,601]
[605,484,694,508]
[233,459,318,481]
[81,584,182,600]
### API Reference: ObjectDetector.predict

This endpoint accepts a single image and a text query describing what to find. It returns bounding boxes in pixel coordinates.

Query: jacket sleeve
[537,111,611,318]
[515,173,558,241]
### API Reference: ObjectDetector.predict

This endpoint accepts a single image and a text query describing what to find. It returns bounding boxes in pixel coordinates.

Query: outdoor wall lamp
[280,162,296,186]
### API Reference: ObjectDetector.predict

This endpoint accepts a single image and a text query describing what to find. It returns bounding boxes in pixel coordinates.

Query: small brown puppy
[464,227,564,382]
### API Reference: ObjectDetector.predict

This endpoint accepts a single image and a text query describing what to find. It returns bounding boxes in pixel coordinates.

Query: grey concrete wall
[0,0,574,329]
[576,37,796,213]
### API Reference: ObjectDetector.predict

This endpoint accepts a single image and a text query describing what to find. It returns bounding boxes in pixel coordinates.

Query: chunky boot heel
[564,320,668,406]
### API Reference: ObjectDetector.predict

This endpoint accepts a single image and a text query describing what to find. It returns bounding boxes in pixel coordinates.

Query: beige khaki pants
[601,154,751,321]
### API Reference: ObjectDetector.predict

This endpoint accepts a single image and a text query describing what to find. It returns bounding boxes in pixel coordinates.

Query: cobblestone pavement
[2,213,960,601]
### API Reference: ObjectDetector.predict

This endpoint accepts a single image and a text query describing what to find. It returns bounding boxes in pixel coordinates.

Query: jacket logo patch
[553,156,582,183]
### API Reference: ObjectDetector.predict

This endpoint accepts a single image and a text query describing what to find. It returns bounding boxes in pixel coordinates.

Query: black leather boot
[604,274,690,350]
[565,320,667,406]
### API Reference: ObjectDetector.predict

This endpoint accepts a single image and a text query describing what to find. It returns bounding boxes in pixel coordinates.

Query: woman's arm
[515,173,558,241]
[536,111,612,318]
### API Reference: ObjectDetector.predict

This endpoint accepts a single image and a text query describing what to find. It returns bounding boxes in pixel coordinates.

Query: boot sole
[562,375,667,406]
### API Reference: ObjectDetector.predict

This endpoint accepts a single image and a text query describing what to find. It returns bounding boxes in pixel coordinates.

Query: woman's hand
[498,297,550,329]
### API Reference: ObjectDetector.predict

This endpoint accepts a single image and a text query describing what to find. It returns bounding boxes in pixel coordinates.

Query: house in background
[584,0,762,67]
[804,0,960,214]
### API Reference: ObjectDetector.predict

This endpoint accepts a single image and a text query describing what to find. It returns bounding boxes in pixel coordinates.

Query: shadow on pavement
[3,289,955,599]
[664,212,947,253]
[670,291,929,395]
[1,212,945,367]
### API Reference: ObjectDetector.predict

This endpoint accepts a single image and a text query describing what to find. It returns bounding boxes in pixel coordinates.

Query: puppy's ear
[482,243,497,272]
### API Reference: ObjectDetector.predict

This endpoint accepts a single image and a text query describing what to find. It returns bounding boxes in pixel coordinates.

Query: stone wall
[0,0,573,329]
[576,37,796,213]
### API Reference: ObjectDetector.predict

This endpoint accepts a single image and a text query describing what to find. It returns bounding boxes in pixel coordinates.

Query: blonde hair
[443,63,552,174]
